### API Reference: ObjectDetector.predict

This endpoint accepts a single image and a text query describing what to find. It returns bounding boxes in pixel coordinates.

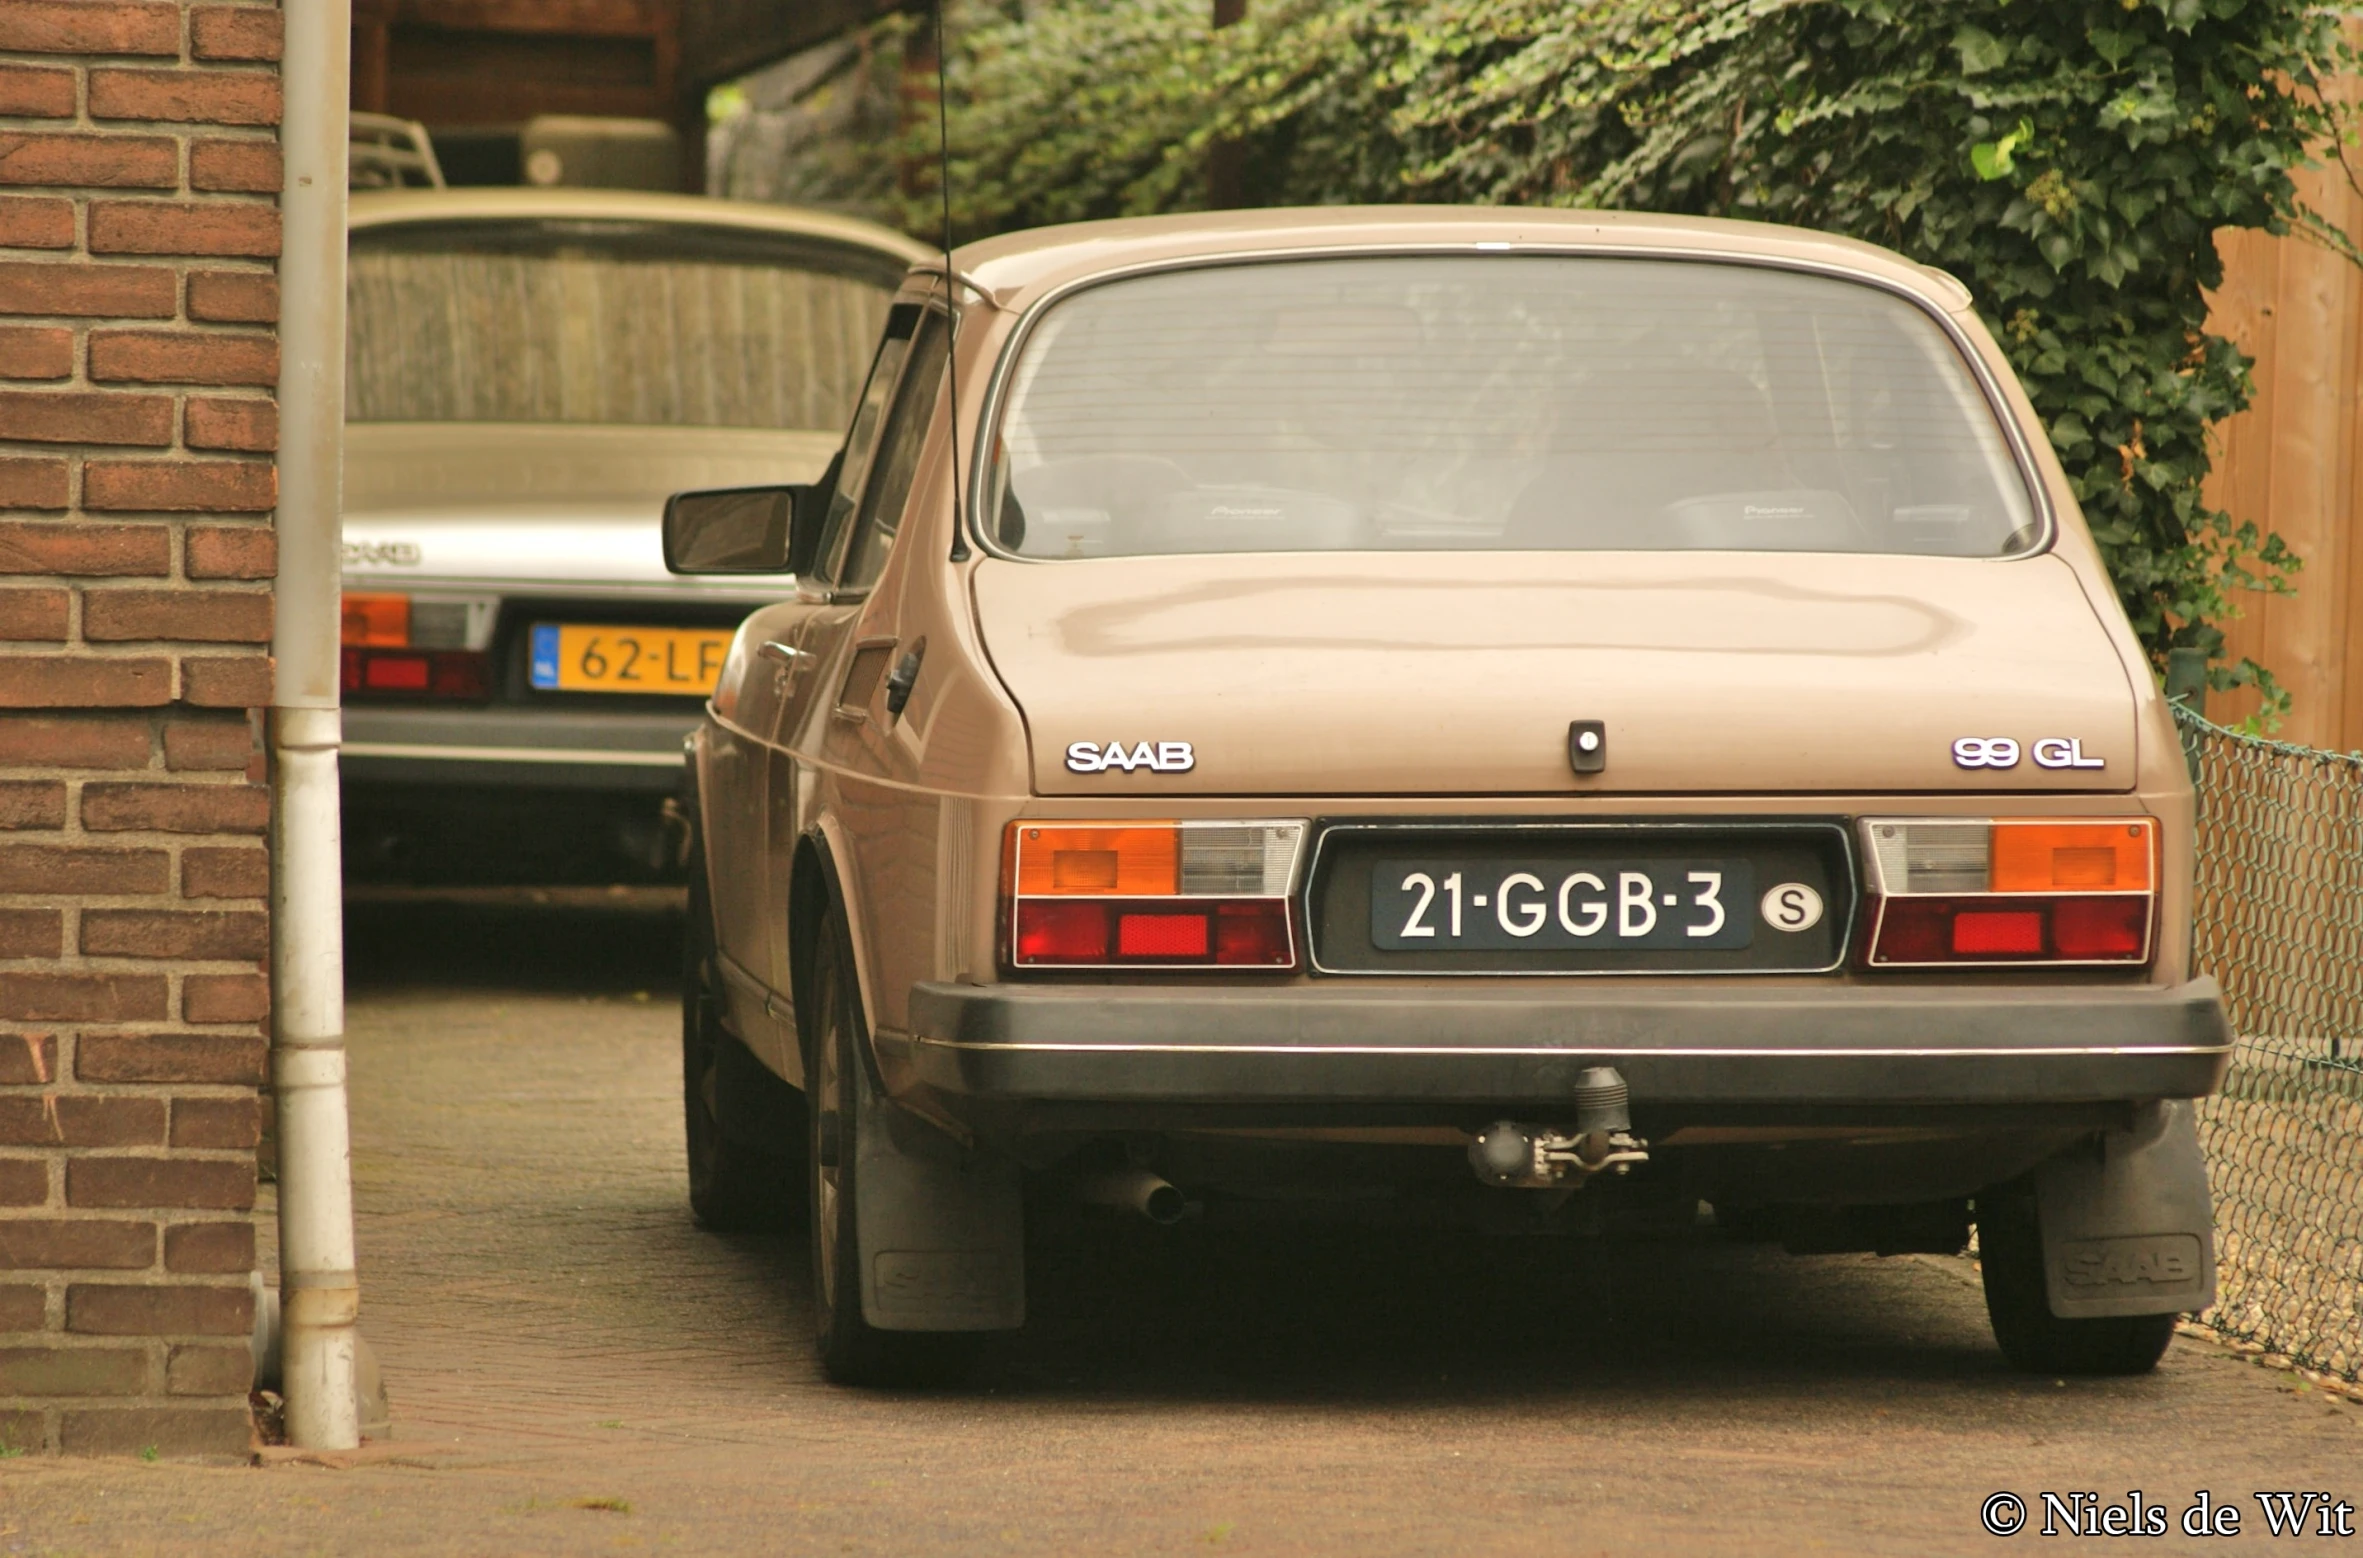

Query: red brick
[161,714,250,769]
[80,781,267,834]
[0,909,61,958]
[0,657,171,708]
[0,1035,55,1086]
[82,909,266,961]
[186,271,275,325]
[184,398,275,454]
[0,390,173,446]
[0,458,69,511]
[0,1221,152,1271]
[0,133,176,190]
[191,6,281,61]
[60,1405,253,1456]
[0,3,181,56]
[0,1095,163,1147]
[74,1032,262,1084]
[0,589,69,641]
[167,1095,259,1151]
[189,139,278,194]
[0,1287,44,1330]
[0,1347,146,1396]
[0,973,165,1022]
[166,1343,249,1395]
[84,589,271,643]
[181,974,266,1026]
[90,70,280,127]
[67,1160,253,1215]
[0,714,151,769]
[0,522,170,576]
[0,845,169,894]
[0,197,74,251]
[66,1280,252,1331]
[0,781,65,828]
[0,326,71,381]
[185,523,274,577]
[161,1220,250,1273]
[83,461,274,514]
[0,261,174,318]
[87,203,278,260]
[0,66,76,119]
[0,1159,46,1205]
[89,331,276,388]
[178,655,270,708]
[180,846,263,899]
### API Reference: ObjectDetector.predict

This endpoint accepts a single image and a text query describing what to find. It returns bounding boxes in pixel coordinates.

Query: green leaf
[1971,118,2033,181]
[1954,25,2009,76]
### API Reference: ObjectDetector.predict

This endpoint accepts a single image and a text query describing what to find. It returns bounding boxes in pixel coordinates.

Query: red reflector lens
[364,652,430,691]
[1015,901,1110,963]
[342,647,492,703]
[2052,896,2148,958]
[1952,910,2044,956]
[1012,897,1293,967]
[1871,895,2149,965]
[1214,901,1292,965]
[1117,912,1208,957]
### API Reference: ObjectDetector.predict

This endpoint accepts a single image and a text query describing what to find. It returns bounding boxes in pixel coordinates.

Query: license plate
[528,623,733,696]
[1371,858,1755,951]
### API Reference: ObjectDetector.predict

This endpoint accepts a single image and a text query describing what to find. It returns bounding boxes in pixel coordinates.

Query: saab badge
[1065,739,1194,774]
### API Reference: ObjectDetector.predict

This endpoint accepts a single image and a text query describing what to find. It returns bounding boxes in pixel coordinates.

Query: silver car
[338,186,928,882]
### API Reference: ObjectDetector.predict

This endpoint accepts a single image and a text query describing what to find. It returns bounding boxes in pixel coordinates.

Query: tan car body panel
[693,207,2197,1096]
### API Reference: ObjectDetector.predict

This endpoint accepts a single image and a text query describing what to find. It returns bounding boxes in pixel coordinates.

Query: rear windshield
[988,256,2039,559]
[347,219,900,429]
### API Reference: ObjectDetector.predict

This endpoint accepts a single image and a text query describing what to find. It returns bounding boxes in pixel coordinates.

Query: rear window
[347,218,900,429]
[987,255,2039,559]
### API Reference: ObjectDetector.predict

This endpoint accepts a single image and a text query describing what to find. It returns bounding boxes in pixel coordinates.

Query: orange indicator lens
[1016,826,1178,897]
[1989,821,2153,894]
[342,591,410,647]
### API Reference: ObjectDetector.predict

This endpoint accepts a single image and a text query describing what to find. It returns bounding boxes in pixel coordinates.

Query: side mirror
[661,485,812,575]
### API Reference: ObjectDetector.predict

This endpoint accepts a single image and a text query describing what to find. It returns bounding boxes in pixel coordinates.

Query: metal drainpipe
[270,0,361,1450]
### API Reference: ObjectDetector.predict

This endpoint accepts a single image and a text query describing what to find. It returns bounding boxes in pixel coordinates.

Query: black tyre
[682,822,797,1231]
[1977,1180,2177,1376]
[807,906,983,1386]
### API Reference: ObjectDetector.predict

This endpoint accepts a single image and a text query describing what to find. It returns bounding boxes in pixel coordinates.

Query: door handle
[757,640,801,667]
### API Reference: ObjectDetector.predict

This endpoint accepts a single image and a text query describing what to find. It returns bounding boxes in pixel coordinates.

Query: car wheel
[807,905,983,1387]
[1977,1179,2177,1376]
[682,825,797,1231]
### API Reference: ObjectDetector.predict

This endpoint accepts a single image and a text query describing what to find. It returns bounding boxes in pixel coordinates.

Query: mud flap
[851,1056,1025,1333]
[2035,1100,2216,1320]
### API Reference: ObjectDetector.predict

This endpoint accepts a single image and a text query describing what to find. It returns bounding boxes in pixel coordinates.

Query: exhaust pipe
[1076,1166,1186,1225]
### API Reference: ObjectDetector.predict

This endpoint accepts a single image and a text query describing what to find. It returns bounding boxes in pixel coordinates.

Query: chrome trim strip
[1301,818,1858,978]
[964,244,2056,563]
[342,740,683,767]
[911,1036,2232,1059]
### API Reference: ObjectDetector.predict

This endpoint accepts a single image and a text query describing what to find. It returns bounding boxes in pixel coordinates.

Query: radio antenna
[935,0,971,562]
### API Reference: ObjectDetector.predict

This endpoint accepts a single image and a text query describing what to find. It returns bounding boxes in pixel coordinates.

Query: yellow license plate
[528,623,733,696]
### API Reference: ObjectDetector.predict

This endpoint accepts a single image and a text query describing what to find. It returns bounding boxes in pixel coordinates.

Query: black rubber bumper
[893,978,2232,1107]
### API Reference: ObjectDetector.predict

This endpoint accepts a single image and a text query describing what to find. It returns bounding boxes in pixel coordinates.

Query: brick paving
[0,899,2357,1554]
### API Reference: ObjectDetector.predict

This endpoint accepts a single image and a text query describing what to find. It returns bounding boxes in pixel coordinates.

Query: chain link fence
[2179,705,2363,1381]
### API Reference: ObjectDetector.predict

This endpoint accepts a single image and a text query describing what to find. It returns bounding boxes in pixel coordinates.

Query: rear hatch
[972,550,2138,796]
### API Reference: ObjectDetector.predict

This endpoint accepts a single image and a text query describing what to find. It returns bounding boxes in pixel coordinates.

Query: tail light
[1004,820,1306,970]
[341,590,495,703]
[1861,818,2156,967]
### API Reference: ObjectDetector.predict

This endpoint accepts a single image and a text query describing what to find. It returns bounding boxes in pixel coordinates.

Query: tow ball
[1468,1066,1649,1188]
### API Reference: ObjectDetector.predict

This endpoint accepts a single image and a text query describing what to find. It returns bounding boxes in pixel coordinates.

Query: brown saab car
[664,208,2230,1386]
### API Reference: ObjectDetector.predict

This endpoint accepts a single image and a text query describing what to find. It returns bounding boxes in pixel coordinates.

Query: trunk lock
[1469,1066,1648,1188]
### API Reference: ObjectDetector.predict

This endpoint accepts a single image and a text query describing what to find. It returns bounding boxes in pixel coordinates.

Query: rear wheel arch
[789,829,852,1075]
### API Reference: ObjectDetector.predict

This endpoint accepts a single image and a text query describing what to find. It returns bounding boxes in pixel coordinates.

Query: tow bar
[1468,1066,1650,1189]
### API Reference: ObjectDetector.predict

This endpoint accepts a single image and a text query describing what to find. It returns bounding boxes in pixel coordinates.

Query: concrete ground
[1,897,2356,1555]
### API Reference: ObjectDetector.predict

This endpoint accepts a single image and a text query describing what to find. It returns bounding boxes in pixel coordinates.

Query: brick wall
[0,0,280,1458]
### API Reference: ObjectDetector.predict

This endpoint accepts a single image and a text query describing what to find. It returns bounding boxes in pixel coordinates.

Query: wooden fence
[2203,149,2363,750]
